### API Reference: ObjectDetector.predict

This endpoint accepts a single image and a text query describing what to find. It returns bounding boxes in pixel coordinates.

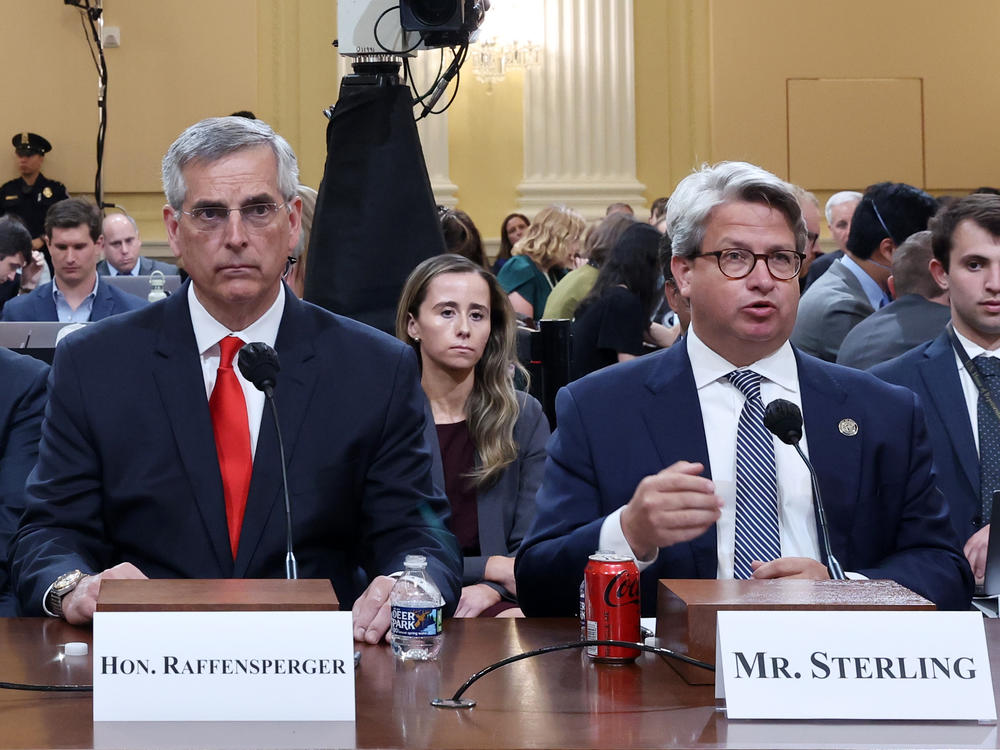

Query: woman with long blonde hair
[397,254,549,617]
[496,204,586,324]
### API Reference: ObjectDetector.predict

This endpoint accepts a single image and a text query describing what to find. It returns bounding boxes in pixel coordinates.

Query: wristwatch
[45,569,85,619]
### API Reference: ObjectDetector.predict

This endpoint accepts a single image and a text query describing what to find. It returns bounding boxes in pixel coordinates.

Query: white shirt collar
[52,273,99,301]
[686,324,798,394]
[951,326,1000,361]
[187,283,285,355]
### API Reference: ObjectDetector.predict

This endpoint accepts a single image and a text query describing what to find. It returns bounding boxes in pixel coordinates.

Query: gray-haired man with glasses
[10,117,461,640]
[792,181,938,362]
[516,161,971,617]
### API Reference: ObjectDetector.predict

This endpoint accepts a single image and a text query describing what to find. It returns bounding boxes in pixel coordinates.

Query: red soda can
[584,552,640,662]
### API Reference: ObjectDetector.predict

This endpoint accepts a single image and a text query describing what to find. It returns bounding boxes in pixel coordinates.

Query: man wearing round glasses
[10,117,461,643]
[516,161,971,617]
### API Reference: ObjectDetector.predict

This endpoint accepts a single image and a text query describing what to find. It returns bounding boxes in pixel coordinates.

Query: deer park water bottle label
[391,605,443,637]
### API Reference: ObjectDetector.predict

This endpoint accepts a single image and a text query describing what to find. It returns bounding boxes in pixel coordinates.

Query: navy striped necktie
[727,369,782,579]
[976,355,1000,526]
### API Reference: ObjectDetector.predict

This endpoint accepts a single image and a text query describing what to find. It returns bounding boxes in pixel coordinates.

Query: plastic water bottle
[390,554,444,661]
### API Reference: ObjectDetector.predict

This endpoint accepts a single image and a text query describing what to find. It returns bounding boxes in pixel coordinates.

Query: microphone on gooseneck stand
[237,342,297,580]
[763,398,846,580]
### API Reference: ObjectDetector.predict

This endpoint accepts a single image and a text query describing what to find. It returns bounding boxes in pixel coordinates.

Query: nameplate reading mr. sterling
[716,611,996,721]
[93,611,354,722]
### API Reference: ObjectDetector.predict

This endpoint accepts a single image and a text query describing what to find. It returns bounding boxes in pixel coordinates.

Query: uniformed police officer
[1,133,69,273]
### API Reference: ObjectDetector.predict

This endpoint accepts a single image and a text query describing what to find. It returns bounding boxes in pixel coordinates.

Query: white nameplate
[715,611,996,721]
[93,611,355,722]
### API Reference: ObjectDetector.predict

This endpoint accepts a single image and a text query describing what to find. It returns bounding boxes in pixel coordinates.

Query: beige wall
[5,0,1000,249]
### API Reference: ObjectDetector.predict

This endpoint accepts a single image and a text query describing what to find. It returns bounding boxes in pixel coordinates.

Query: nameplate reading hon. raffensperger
[93,611,354,721]
[715,611,996,721]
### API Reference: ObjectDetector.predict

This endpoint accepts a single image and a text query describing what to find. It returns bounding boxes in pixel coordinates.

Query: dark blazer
[515,338,973,616]
[792,259,874,362]
[837,295,952,370]
[428,392,549,597]
[97,257,180,276]
[871,331,979,543]
[0,349,48,616]
[10,283,461,614]
[0,279,147,322]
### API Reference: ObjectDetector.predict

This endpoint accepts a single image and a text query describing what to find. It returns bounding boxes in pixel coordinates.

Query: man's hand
[484,555,516,595]
[965,525,990,584]
[751,557,831,580]
[454,584,502,618]
[19,250,45,291]
[61,562,147,625]
[352,575,396,644]
[619,461,722,560]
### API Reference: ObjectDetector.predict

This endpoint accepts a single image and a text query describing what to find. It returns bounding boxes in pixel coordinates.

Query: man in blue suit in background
[1,198,146,322]
[516,161,972,615]
[10,117,460,641]
[873,194,1000,586]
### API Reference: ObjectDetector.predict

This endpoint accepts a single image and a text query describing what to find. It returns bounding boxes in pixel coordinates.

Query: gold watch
[45,569,85,618]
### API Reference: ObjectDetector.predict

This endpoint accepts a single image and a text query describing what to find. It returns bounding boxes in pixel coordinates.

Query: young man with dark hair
[1,198,145,322]
[874,193,1000,585]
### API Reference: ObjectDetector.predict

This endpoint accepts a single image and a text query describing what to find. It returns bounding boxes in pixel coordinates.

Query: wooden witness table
[1,617,999,749]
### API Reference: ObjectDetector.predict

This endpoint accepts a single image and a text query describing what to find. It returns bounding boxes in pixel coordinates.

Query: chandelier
[470,0,544,89]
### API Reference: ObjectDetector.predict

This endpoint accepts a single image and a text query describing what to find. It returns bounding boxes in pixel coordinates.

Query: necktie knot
[976,355,1000,378]
[727,369,763,401]
[218,336,244,370]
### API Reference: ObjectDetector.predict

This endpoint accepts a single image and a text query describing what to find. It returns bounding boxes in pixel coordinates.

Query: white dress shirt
[599,326,821,577]
[187,284,285,459]
[951,327,1000,456]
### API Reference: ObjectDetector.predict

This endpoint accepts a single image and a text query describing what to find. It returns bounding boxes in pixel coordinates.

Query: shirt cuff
[41,581,58,618]
[598,507,659,571]
[844,571,868,581]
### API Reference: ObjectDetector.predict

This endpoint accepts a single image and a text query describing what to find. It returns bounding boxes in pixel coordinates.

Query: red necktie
[209,336,252,558]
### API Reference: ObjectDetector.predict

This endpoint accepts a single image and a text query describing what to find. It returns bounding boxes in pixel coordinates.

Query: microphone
[763,399,845,580]
[238,342,297,580]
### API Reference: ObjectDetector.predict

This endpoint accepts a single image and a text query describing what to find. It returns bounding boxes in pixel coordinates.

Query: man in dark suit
[837,230,951,369]
[0,348,47,616]
[792,182,938,361]
[872,194,1000,585]
[97,213,179,277]
[515,162,972,616]
[10,117,461,642]
[1,199,146,322]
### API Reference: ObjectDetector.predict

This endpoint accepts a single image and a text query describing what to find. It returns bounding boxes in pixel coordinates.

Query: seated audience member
[648,196,669,232]
[0,217,31,313]
[657,231,690,337]
[837,230,951,369]
[9,116,461,640]
[570,223,678,380]
[514,161,972,617]
[542,211,636,320]
[792,182,938,362]
[440,208,488,269]
[398,254,549,617]
[0,348,48,616]
[497,204,585,325]
[2,199,146,322]
[606,202,634,216]
[872,194,1000,585]
[492,212,530,275]
[98,212,179,276]
[792,186,823,290]
[285,184,317,298]
[803,190,862,290]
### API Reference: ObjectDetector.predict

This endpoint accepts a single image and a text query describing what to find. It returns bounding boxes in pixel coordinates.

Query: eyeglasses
[807,231,820,247]
[177,202,287,232]
[869,199,896,244]
[695,248,805,280]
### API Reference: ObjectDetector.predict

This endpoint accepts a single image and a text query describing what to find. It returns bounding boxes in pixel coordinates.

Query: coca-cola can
[584,552,640,662]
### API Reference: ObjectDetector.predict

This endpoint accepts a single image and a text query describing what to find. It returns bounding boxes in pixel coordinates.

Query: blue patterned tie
[727,370,782,578]
[976,355,1000,525]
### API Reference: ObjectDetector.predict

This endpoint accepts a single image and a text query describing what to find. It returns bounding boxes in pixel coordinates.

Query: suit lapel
[917,334,978,495]
[796,352,858,563]
[138,257,152,275]
[234,291,320,576]
[151,285,234,575]
[641,341,717,577]
[90,280,114,320]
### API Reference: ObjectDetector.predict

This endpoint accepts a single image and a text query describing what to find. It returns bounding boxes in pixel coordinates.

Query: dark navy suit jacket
[0,349,47,616]
[10,283,461,613]
[515,338,973,616]
[871,331,980,543]
[0,280,147,322]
